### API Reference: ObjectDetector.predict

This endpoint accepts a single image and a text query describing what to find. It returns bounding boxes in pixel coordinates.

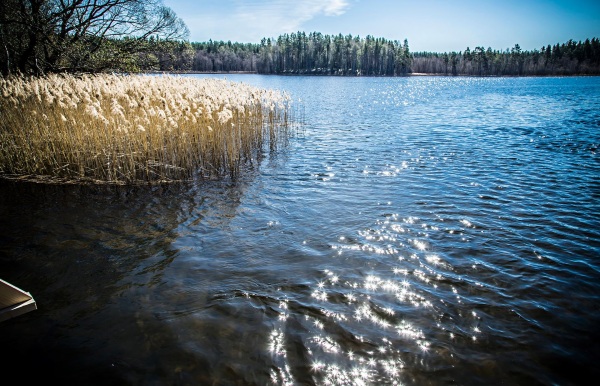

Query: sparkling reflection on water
[1,75,599,385]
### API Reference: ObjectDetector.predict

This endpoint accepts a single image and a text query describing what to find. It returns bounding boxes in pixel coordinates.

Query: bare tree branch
[0,0,189,74]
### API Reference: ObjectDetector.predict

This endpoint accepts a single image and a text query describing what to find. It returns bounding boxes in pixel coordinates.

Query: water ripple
[1,75,599,385]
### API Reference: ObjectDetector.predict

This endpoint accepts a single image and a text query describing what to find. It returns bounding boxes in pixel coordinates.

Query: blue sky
[162,0,600,52]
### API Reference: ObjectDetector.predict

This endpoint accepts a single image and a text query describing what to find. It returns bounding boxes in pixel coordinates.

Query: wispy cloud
[322,0,349,16]
[235,0,350,31]
[237,0,350,18]
[174,0,350,42]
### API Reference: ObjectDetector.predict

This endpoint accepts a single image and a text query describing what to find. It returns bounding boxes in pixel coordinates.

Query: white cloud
[322,0,349,16]
[172,0,351,43]
[233,0,350,37]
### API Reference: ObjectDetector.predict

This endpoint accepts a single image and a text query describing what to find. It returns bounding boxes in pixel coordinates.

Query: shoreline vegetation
[0,74,293,185]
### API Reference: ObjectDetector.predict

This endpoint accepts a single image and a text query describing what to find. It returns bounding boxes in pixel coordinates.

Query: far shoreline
[146,70,599,78]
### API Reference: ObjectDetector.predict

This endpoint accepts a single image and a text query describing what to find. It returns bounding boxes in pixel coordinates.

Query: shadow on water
[0,177,256,384]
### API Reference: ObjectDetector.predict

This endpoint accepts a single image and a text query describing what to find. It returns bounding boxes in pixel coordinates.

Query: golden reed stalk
[0,73,293,184]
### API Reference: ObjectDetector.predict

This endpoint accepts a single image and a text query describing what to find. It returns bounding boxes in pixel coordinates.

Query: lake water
[1,75,599,385]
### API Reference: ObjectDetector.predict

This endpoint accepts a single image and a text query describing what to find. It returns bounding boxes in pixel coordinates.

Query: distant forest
[144,32,411,76]
[146,32,600,76]
[3,2,600,78]
[2,1,598,76]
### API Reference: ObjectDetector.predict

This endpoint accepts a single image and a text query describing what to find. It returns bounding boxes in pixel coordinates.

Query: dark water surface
[1,75,599,385]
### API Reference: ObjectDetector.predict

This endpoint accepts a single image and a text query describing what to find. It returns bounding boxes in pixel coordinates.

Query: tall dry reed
[0,73,293,183]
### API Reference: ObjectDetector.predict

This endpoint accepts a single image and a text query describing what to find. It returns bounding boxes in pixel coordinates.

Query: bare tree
[0,0,188,74]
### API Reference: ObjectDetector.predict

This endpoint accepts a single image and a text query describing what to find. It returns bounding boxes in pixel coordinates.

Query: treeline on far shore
[145,32,412,76]
[146,34,600,77]
[411,40,600,76]
[1,0,598,77]
[3,8,600,77]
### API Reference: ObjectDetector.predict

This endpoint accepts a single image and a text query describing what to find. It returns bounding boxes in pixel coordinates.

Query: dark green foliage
[412,38,600,76]
[143,32,412,76]
[144,33,600,76]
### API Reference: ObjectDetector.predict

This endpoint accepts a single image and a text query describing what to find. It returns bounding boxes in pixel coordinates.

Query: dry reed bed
[0,73,292,184]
